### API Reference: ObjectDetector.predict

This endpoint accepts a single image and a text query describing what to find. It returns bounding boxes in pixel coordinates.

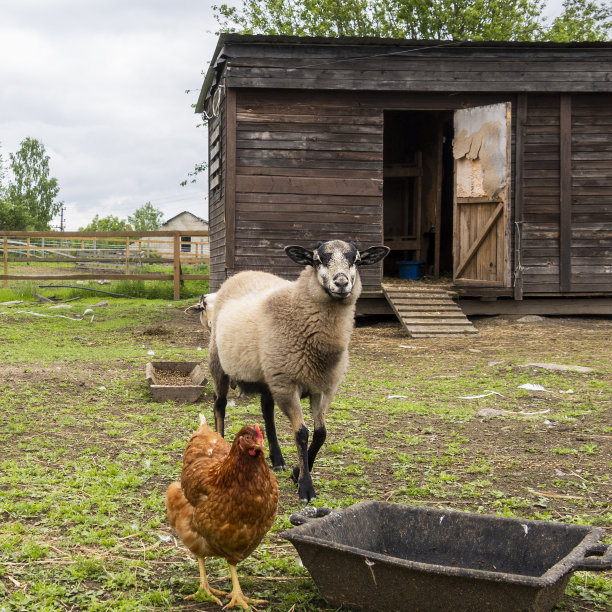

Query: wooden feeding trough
[145,361,208,403]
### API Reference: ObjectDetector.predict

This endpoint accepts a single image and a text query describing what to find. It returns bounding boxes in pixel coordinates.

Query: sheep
[208,240,389,503]
[185,292,217,329]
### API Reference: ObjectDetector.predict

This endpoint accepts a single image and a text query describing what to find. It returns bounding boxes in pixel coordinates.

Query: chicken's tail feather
[199,413,207,427]
[165,481,185,530]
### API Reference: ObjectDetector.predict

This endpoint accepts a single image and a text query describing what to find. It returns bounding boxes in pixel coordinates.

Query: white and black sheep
[185,293,216,329]
[208,240,389,502]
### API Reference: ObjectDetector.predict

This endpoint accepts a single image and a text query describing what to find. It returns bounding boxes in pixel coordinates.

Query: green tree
[0,145,10,226]
[215,0,385,36]
[6,137,63,230]
[381,0,546,40]
[180,161,208,187]
[0,143,7,194]
[547,0,612,41]
[127,202,164,231]
[213,0,611,41]
[0,199,32,230]
[79,214,127,232]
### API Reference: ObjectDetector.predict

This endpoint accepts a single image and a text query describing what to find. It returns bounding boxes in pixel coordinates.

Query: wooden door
[453,103,511,287]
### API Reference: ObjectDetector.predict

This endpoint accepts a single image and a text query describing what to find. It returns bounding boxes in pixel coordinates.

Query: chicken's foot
[186,557,228,605]
[223,563,266,610]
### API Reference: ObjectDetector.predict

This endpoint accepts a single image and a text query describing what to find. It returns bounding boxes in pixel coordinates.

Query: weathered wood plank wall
[208,108,226,291]
[520,94,612,295]
[224,46,612,93]
[521,95,561,294]
[203,37,612,297]
[232,89,384,291]
[571,94,612,293]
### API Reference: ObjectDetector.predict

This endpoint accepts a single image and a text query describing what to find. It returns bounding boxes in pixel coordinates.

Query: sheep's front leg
[260,388,285,471]
[209,344,229,438]
[275,390,315,503]
[293,423,315,504]
[291,392,327,483]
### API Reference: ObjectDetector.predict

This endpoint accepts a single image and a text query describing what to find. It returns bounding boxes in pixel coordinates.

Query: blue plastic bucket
[397,261,425,280]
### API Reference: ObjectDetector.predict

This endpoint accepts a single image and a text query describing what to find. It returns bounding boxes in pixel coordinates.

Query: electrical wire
[285,40,466,71]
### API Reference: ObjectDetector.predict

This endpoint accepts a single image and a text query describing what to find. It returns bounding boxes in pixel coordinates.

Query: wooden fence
[1,230,210,300]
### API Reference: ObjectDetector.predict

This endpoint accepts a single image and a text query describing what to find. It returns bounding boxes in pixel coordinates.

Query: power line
[285,40,466,71]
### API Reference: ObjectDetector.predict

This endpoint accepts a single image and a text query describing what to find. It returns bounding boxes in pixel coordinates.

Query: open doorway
[383,110,454,280]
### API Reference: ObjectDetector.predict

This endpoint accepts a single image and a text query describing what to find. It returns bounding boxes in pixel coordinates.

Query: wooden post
[3,236,8,287]
[173,232,181,300]
[434,122,443,279]
[513,94,527,301]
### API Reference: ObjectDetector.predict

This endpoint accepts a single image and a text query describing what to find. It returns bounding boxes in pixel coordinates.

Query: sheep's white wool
[208,240,389,502]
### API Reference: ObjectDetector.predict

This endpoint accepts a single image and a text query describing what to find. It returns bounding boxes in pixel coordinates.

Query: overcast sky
[0,1,219,230]
[1,1,565,231]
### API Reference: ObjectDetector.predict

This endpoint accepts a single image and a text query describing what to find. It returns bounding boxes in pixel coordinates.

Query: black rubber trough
[282,501,611,612]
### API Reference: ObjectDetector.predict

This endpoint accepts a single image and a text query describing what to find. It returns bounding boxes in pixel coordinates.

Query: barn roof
[196,33,612,112]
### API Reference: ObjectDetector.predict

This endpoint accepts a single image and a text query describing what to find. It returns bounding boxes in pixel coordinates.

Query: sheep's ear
[358,246,391,266]
[285,245,315,266]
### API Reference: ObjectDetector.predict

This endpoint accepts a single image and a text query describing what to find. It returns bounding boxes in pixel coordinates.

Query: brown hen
[166,414,279,609]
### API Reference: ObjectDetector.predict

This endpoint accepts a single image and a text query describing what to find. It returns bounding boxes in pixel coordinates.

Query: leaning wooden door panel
[453,102,511,286]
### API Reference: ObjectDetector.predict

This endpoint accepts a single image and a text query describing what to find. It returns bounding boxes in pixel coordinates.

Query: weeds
[0,302,610,610]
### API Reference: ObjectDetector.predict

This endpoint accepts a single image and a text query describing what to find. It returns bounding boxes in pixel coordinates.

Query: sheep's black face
[312,240,360,299]
[285,240,390,299]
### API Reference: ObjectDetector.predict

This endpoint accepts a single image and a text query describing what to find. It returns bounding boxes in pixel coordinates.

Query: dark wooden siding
[233,89,384,291]
[571,95,612,292]
[224,43,612,93]
[208,103,227,291]
[202,36,612,298]
[521,95,561,293]
[517,93,612,295]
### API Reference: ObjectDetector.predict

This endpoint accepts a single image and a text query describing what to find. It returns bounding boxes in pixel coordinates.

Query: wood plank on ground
[382,281,478,338]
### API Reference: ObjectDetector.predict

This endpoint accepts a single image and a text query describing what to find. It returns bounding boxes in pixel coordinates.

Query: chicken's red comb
[254,424,264,444]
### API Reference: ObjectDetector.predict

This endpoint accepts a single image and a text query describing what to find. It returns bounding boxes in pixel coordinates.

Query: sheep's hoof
[291,466,300,483]
[297,478,316,504]
[299,488,316,505]
[270,452,286,471]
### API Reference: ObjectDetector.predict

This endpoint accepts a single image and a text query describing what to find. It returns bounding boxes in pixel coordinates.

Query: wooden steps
[381,282,478,338]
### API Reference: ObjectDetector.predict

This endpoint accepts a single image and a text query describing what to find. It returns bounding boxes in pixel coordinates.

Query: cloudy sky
[1,1,566,231]
[0,1,220,230]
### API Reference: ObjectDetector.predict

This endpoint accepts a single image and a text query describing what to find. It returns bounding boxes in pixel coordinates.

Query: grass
[0,295,610,610]
[0,263,209,301]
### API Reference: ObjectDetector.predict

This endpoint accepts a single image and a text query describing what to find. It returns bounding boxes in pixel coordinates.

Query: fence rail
[1,230,210,300]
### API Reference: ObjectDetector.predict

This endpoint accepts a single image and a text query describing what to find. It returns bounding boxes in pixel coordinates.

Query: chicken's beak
[248,443,265,456]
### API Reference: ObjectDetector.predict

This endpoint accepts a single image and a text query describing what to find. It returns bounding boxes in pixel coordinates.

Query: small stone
[517,315,546,323]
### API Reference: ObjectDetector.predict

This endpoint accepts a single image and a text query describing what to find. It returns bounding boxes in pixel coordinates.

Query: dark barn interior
[383,110,455,279]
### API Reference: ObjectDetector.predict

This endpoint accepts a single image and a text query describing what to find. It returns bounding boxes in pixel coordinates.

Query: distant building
[136,211,210,257]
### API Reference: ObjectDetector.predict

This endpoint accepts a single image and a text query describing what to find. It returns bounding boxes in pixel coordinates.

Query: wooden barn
[195,34,612,327]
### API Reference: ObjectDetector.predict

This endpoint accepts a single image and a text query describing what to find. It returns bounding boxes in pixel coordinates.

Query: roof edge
[195,33,229,114]
[195,33,612,113]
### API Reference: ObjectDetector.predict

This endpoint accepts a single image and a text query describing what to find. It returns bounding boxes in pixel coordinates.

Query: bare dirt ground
[352,314,611,507]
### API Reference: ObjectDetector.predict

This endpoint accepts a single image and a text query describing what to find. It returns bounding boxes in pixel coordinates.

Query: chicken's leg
[186,557,227,605]
[224,563,266,610]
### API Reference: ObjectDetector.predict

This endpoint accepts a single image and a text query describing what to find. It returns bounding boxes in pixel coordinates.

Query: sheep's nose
[333,273,349,289]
